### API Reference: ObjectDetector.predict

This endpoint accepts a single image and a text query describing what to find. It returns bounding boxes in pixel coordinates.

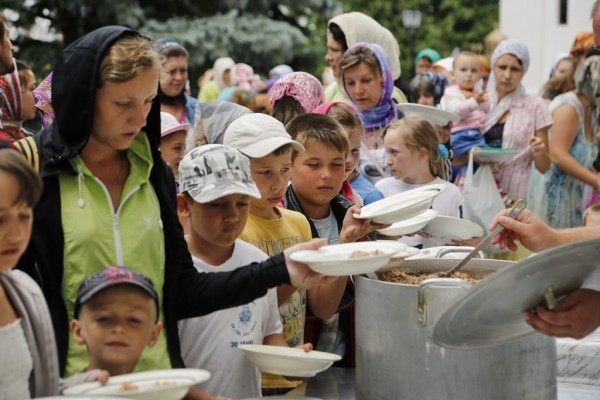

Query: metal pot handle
[417,278,471,327]
[436,246,483,259]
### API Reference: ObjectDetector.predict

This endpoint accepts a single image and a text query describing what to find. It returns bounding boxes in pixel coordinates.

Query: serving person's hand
[523,289,600,339]
[339,205,390,243]
[489,208,556,253]
[284,239,339,288]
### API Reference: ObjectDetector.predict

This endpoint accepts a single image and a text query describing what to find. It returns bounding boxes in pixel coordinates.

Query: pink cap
[160,112,191,138]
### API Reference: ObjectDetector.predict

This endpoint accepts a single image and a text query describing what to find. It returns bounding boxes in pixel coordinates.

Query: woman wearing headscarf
[414,48,441,74]
[155,40,198,125]
[0,59,37,141]
[198,56,235,103]
[339,42,400,184]
[268,71,324,125]
[528,56,600,229]
[481,39,552,206]
[324,12,407,104]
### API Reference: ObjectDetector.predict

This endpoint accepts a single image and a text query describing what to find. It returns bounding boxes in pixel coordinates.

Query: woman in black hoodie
[14,26,335,379]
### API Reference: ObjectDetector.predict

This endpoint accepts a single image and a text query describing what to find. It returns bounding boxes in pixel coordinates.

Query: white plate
[62,369,211,400]
[238,345,341,377]
[376,209,438,236]
[289,241,411,276]
[354,184,446,224]
[396,103,459,126]
[472,148,519,163]
[422,216,484,244]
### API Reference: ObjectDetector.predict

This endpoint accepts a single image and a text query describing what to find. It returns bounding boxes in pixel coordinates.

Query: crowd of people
[1,2,600,398]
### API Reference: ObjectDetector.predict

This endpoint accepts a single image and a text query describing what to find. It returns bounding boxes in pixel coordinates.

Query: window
[559,0,568,25]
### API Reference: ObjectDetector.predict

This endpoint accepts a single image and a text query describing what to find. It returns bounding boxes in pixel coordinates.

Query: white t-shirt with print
[178,240,283,398]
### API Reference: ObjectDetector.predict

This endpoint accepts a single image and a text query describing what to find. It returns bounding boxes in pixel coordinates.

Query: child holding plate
[375,115,470,248]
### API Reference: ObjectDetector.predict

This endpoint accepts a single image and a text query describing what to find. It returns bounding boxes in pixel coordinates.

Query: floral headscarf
[342,42,396,130]
[231,63,261,91]
[483,39,530,134]
[570,32,594,58]
[33,72,55,127]
[268,71,324,113]
[0,59,26,140]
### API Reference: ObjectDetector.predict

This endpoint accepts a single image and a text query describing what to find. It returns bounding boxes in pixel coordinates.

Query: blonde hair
[385,115,447,180]
[339,45,382,82]
[285,113,349,161]
[98,34,161,87]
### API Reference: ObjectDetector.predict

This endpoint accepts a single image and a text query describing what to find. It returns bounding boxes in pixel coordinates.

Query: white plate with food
[238,345,341,377]
[422,216,484,244]
[289,241,415,276]
[472,148,519,163]
[62,369,211,400]
[376,209,438,237]
[354,184,446,224]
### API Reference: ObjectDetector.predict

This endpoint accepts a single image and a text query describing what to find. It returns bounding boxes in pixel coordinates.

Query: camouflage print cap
[179,144,261,204]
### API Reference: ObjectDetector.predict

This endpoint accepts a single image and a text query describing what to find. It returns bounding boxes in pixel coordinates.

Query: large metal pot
[355,258,557,400]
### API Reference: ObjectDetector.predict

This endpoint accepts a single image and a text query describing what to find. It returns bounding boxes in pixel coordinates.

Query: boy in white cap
[176,144,309,399]
[223,113,356,395]
[159,112,190,180]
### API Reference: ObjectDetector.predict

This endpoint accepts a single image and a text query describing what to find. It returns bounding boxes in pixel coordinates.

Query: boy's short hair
[179,144,261,204]
[223,113,304,158]
[285,113,349,161]
[74,266,159,319]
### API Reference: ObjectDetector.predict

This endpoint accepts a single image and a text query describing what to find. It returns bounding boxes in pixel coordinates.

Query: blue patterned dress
[527,92,598,228]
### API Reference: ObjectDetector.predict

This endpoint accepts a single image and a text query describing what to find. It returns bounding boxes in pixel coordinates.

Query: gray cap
[223,113,304,158]
[179,144,261,204]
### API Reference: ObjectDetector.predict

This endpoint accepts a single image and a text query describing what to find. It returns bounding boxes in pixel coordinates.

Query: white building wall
[500,0,594,94]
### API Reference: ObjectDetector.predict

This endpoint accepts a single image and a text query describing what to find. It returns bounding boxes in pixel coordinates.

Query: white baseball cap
[223,113,304,158]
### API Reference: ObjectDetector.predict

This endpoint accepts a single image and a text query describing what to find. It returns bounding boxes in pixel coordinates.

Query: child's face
[291,142,346,211]
[553,58,574,80]
[343,62,383,111]
[344,128,362,179]
[416,90,434,106]
[71,285,161,373]
[186,194,251,250]
[453,55,482,90]
[159,131,186,177]
[0,172,33,272]
[249,149,292,211]
[383,128,424,183]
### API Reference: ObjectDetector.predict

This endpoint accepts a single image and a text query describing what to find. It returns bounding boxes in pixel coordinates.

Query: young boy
[176,144,306,399]
[70,266,163,377]
[223,113,374,394]
[283,112,386,367]
[440,51,490,178]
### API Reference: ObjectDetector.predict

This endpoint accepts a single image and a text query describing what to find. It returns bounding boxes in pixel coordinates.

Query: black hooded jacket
[15,26,290,375]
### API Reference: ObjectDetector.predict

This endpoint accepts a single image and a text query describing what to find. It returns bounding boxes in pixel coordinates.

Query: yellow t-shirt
[240,207,313,389]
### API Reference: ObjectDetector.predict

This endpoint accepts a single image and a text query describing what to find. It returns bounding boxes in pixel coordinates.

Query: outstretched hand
[523,289,600,339]
[489,208,556,253]
[339,205,390,243]
[284,239,338,288]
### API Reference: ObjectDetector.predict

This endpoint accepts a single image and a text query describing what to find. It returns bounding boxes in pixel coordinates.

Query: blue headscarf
[342,42,396,130]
